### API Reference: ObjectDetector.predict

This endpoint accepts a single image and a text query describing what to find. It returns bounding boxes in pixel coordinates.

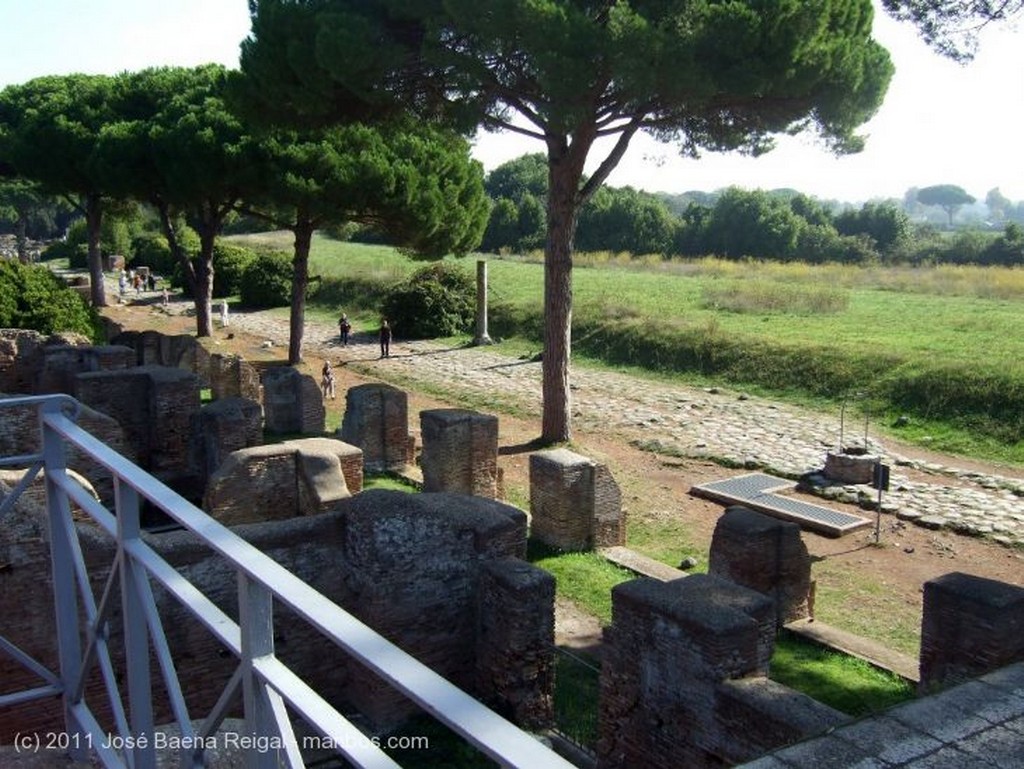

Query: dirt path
[103,297,1024,655]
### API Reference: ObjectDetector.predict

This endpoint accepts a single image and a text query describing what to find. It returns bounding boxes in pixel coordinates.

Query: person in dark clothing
[338,313,351,346]
[379,318,392,358]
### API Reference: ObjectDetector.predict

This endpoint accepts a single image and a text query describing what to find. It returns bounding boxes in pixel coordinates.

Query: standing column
[474,259,493,346]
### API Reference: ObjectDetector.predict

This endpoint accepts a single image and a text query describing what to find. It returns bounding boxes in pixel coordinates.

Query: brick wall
[197,397,264,479]
[208,353,262,403]
[420,409,498,498]
[339,383,413,473]
[708,506,812,627]
[919,571,1024,693]
[261,366,325,435]
[529,448,624,551]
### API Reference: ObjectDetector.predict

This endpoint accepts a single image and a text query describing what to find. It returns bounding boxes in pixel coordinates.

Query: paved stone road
[228,309,1024,546]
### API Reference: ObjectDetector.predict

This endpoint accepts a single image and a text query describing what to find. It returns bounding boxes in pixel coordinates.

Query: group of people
[118,268,158,297]
[322,313,394,399]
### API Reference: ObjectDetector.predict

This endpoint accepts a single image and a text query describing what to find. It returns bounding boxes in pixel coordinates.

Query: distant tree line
[478,154,1024,266]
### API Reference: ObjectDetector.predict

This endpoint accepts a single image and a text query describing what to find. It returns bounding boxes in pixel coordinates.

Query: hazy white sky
[1,1,1021,203]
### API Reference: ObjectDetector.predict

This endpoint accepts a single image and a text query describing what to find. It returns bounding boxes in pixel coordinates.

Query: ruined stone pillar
[419,409,499,498]
[919,572,1024,693]
[339,383,412,473]
[529,448,624,551]
[709,505,812,627]
[476,559,555,729]
[261,366,324,435]
[208,353,262,402]
[474,259,493,345]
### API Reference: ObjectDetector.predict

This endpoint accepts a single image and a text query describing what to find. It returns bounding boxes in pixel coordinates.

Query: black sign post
[871,462,891,543]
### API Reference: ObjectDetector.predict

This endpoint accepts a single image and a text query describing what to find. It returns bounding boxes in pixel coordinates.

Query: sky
[1,1,1021,204]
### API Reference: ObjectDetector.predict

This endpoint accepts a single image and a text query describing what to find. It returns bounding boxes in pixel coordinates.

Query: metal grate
[691,472,871,537]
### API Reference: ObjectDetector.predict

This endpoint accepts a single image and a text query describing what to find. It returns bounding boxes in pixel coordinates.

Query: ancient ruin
[420,408,500,498]
[338,382,414,473]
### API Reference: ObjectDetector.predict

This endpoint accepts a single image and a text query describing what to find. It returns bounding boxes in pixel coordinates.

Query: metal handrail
[0,394,573,769]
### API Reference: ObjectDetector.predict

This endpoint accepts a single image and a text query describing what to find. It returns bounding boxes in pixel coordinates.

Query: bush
[130,233,176,276]
[239,251,292,308]
[382,261,475,339]
[211,243,257,298]
[0,260,99,339]
[40,239,88,267]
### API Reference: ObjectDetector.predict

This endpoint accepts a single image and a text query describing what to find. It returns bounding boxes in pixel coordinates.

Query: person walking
[321,360,336,399]
[338,313,352,346]
[219,300,230,328]
[379,318,392,359]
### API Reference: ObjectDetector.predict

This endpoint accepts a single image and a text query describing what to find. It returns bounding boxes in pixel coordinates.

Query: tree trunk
[157,200,197,297]
[15,214,28,264]
[541,137,589,443]
[288,221,314,365]
[194,214,215,338]
[85,193,107,307]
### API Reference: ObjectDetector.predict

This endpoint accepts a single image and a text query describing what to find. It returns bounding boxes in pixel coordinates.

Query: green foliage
[771,631,915,716]
[239,250,293,308]
[382,262,475,339]
[41,239,88,267]
[0,260,98,338]
[211,242,257,298]
[702,282,850,315]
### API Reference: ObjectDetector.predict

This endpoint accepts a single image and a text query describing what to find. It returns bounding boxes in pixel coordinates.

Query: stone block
[339,383,412,472]
[261,366,325,435]
[920,572,1024,693]
[709,506,812,627]
[529,448,624,551]
[208,352,262,403]
[198,397,263,478]
[419,409,498,498]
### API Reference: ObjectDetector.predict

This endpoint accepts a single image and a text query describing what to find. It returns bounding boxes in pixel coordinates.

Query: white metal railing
[0,394,574,769]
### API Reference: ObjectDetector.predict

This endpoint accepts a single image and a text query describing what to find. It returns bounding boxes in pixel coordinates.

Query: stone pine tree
[241,122,489,364]
[242,0,894,443]
[882,0,1024,60]
[916,184,976,227]
[0,75,118,307]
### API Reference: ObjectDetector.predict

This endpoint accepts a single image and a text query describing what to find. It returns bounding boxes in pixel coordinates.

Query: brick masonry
[420,409,499,498]
[529,448,625,551]
[919,571,1024,693]
[197,397,264,479]
[709,506,812,628]
[339,383,413,473]
[208,352,262,403]
[261,366,325,435]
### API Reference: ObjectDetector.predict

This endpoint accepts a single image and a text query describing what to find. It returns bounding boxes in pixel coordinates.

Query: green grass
[770,631,916,717]
[527,541,634,625]
[246,235,1024,463]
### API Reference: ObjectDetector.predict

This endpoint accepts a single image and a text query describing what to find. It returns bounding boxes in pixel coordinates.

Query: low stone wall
[529,448,624,551]
[339,383,414,473]
[203,437,363,525]
[597,575,845,769]
[708,506,812,627]
[1,489,553,741]
[197,397,264,478]
[420,409,499,498]
[208,352,262,403]
[37,344,136,395]
[0,329,93,394]
[261,366,325,435]
[919,571,1024,693]
[109,330,211,386]
[75,365,201,489]
[0,392,136,505]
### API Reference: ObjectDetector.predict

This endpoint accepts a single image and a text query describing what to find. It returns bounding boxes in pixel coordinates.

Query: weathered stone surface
[208,352,262,403]
[197,397,263,478]
[709,506,812,627]
[109,330,211,385]
[339,383,412,472]
[920,572,1024,693]
[0,329,92,394]
[0,392,135,505]
[37,344,136,395]
[529,448,624,551]
[75,365,201,490]
[420,409,498,498]
[261,366,325,435]
[203,437,362,525]
[598,575,822,769]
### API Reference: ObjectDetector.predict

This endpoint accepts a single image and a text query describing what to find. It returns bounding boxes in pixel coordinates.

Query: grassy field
[228,232,1024,462]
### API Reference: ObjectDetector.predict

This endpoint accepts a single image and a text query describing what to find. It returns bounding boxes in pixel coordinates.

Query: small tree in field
[243,0,894,442]
[916,184,976,227]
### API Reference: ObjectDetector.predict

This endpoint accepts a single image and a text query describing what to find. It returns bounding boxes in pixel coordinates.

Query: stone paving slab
[785,618,919,683]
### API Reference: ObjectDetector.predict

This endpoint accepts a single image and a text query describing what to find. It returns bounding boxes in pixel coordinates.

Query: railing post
[239,573,281,769]
[40,399,88,761]
[117,478,157,769]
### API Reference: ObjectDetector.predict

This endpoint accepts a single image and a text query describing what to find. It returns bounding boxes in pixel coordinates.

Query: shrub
[211,243,257,298]
[239,251,293,308]
[40,239,88,267]
[0,260,99,339]
[130,233,176,276]
[382,261,475,339]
